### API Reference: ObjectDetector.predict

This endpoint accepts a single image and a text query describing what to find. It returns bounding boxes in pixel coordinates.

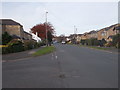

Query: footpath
[78,44,120,54]
[2,47,44,62]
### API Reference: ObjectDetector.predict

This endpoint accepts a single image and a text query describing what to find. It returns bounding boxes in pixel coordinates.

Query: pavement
[2,44,118,88]
[2,47,43,62]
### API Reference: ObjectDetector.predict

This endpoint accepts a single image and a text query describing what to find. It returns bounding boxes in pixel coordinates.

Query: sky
[1,1,118,36]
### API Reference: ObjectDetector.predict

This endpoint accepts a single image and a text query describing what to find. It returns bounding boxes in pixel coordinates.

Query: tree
[31,22,54,41]
[47,31,53,46]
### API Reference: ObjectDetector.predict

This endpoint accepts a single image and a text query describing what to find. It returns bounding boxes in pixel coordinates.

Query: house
[97,24,120,42]
[97,29,106,40]
[23,31,32,40]
[87,30,98,39]
[81,33,88,40]
[76,34,82,43]
[69,34,77,44]
[75,31,97,43]
[1,19,24,39]
[31,32,41,42]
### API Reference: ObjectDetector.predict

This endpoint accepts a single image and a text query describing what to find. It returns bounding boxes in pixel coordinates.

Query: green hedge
[80,38,107,46]
[2,40,24,54]
[112,34,120,48]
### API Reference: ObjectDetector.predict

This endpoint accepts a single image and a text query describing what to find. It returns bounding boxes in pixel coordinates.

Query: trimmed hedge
[112,34,120,48]
[80,38,107,47]
[2,40,24,54]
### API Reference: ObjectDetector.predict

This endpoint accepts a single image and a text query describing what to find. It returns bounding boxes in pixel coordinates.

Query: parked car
[53,41,58,44]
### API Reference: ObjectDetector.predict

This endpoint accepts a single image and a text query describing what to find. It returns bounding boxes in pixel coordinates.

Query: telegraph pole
[74,25,77,44]
[45,11,48,46]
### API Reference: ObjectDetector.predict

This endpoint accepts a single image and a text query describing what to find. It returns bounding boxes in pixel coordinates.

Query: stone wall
[2,25,24,39]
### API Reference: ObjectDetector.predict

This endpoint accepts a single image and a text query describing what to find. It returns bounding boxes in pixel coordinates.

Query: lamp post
[45,11,48,46]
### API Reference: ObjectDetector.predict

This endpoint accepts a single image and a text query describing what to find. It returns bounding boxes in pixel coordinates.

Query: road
[2,44,118,88]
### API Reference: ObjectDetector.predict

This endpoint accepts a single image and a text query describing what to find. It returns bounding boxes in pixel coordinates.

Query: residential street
[2,44,118,88]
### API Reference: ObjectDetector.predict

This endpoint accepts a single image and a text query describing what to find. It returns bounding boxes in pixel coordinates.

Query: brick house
[76,34,82,43]
[81,33,88,40]
[1,19,24,39]
[97,29,106,40]
[23,31,32,40]
[87,30,98,39]
[97,24,120,42]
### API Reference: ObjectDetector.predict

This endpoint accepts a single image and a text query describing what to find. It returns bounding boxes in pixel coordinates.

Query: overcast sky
[2,1,118,36]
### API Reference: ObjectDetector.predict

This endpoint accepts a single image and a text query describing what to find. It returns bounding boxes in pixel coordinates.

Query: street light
[45,11,48,46]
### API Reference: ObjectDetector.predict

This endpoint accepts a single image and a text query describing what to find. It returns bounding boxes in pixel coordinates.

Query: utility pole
[74,25,76,36]
[45,11,48,46]
[74,26,75,44]
[75,27,77,44]
[74,25,77,44]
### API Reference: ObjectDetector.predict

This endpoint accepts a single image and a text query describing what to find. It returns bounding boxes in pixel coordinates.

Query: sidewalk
[104,47,120,53]
[76,44,119,54]
[2,47,43,61]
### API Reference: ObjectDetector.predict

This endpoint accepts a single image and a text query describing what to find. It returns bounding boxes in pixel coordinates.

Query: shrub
[116,42,120,49]
[80,40,86,45]
[112,34,120,48]
[23,40,34,50]
[2,47,8,54]
[39,41,46,46]
[8,40,24,53]
[104,41,113,47]
[98,39,107,47]
[81,38,100,46]
[2,32,12,45]
[93,39,100,46]
[2,39,24,54]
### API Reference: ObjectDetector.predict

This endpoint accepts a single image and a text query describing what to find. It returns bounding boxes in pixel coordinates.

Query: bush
[24,40,34,50]
[104,41,113,47]
[2,47,8,54]
[112,34,120,48]
[2,39,24,54]
[98,39,107,47]
[80,40,86,45]
[2,32,12,45]
[8,40,24,53]
[81,38,100,46]
[39,41,46,46]
[116,42,120,49]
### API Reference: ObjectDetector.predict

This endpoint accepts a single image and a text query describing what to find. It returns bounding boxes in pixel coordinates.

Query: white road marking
[51,53,54,60]
[55,56,58,59]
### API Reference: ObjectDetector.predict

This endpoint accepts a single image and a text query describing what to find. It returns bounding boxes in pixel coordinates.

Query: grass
[79,45,111,51]
[32,46,56,56]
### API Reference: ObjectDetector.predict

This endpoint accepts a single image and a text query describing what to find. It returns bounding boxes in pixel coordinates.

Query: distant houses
[97,24,120,42]
[0,19,38,42]
[68,24,120,44]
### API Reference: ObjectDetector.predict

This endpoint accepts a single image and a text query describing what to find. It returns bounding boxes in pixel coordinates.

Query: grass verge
[79,45,111,51]
[32,46,56,56]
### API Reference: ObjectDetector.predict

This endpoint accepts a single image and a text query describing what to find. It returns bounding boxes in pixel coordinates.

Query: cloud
[2,2,118,36]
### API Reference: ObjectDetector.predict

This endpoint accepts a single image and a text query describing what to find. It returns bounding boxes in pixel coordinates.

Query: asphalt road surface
[2,44,118,88]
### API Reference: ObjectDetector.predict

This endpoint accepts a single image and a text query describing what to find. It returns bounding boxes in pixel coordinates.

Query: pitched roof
[0,19,22,26]
[88,30,97,34]
[24,31,32,36]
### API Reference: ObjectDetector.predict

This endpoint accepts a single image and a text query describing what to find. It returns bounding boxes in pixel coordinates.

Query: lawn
[79,45,111,51]
[33,46,56,56]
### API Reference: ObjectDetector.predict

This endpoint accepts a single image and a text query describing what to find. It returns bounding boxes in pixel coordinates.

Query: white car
[62,41,66,44]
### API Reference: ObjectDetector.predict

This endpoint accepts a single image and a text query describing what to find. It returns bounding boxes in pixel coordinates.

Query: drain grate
[59,74,66,78]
